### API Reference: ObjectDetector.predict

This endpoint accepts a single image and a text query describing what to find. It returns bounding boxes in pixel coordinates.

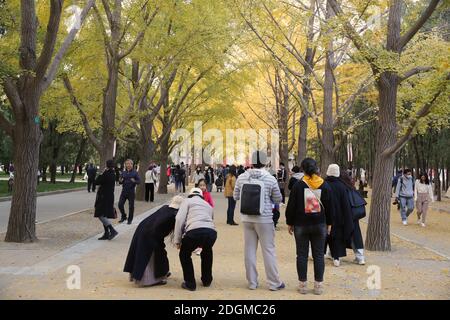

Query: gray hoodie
[395,175,415,198]
[233,168,282,224]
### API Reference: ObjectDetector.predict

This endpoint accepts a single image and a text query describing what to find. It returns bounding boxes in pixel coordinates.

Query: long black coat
[94,169,116,218]
[123,205,178,281]
[325,176,354,258]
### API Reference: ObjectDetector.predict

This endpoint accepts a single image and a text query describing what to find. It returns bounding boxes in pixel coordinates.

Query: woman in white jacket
[414,173,434,227]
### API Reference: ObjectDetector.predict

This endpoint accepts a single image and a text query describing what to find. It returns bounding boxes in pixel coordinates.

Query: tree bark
[70,137,86,183]
[365,73,399,251]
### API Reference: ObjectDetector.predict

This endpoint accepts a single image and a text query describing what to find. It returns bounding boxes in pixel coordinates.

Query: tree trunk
[158,138,169,194]
[70,137,86,183]
[5,97,42,243]
[320,15,335,176]
[365,74,399,251]
[136,122,155,201]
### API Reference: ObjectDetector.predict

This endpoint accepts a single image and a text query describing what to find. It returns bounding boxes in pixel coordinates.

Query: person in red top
[198,179,214,208]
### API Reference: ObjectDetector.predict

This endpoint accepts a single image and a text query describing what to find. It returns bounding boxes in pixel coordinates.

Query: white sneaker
[333,259,340,267]
[298,281,308,294]
[416,219,421,225]
[420,223,426,227]
[402,220,408,226]
[354,258,366,265]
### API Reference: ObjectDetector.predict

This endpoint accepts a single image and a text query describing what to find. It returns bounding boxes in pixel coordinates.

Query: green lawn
[0,181,86,198]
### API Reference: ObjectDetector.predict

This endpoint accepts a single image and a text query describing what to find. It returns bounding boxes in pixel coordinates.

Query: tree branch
[399,66,434,82]
[35,0,63,80]
[399,0,442,50]
[62,74,102,151]
[382,73,449,157]
[41,0,96,91]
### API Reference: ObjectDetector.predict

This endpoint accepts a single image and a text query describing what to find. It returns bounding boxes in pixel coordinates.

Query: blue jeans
[399,197,414,221]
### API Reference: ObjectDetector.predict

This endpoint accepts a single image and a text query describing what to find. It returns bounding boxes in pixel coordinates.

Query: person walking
[414,173,434,227]
[174,188,217,291]
[215,174,224,192]
[277,162,288,204]
[124,196,184,286]
[234,150,285,291]
[225,165,238,226]
[145,165,157,202]
[87,163,97,193]
[193,167,205,187]
[340,170,366,265]
[118,159,141,224]
[94,159,118,241]
[205,167,215,193]
[176,164,186,193]
[286,158,333,295]
[288,165,304,191]
[324,164,354,267]
[395,168,415,225]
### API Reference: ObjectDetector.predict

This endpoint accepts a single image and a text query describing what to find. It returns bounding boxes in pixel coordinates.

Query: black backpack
[348,188,367,220]
[240,178,265,215]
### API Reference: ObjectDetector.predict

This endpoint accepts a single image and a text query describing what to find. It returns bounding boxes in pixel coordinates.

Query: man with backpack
[233,150,285,291]
[394,168,415,225]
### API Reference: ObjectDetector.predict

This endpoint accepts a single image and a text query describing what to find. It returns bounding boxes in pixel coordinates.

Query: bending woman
[124,196,184,287]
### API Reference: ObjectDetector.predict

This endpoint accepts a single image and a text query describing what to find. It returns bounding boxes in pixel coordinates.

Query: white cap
[326,164,340,177]
[189,187,203,197]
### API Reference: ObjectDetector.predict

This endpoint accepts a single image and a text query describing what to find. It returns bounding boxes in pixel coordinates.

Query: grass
[0,180,86,198]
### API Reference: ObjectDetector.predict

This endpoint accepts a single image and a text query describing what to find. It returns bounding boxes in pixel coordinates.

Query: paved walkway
[0,188,121,233]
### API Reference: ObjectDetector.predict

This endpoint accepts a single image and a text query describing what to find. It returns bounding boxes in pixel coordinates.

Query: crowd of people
[113,151,373,295]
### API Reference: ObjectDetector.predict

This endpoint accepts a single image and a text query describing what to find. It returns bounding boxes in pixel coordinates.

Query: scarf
[303,174,324,189]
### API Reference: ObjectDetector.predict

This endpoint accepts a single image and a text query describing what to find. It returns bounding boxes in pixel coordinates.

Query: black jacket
[123,205,178,281]
[94,169,116,218]
[325,176,355,258]
[286,179,333,226]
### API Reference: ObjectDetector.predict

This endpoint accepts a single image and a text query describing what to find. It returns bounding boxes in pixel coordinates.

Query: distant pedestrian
[277,162,288,204]
[414,173,434,227]
[224,165,238,225]
[193,167,205,187]
[288,165,304,190]
[115,165,121,185]
[286,158,333,295]
[176,164,186,193]
[94,159,118,241]
[198,179,214,208]
[87,163,97,192]
[215,174,224,192]
[119,159,141,224]
[145,165,157,202]
[205,167,215,192]
[395,168,415,225]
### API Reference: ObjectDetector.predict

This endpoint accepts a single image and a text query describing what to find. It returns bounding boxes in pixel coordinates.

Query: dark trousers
[145,183,155,202]
[87,178,96,192]
[179,228,217,290]
[226,197,236,224]
[294,224,327,282]
[119,192,135,222]
[280,187,285,203]
[272,209,280,227]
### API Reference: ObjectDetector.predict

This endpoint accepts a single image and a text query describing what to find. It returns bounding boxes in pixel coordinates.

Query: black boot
[107,225,118,240]
[119,215,127,223]
[98,226,109,240]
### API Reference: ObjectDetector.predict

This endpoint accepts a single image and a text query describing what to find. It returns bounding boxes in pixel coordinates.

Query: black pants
[119,192,135,223]
[179,228,217,290]
[226,197,236,224]
[280,187,285,204]
[87,178,96,192]
[294,224,327,282]
[272,209,280,227]
[145,183,155,202]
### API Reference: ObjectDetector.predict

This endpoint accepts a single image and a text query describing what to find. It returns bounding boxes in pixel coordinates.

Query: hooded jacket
[288,172,304,190]
[233,168,282,224]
